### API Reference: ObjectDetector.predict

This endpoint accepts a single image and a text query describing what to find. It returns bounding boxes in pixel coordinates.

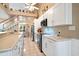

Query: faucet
[57,32,61,37]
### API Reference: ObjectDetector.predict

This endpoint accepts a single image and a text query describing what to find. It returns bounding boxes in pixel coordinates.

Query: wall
[25,16,35,25]
[54,3,79,38]
[0,8,10,19]
[0,18,14,38]
[4,17,16,32]
[0,18,15,31]
[34,18,41,33]
[24,16,35,34]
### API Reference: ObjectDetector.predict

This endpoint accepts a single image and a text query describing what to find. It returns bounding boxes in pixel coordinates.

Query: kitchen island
[0,32,24,56]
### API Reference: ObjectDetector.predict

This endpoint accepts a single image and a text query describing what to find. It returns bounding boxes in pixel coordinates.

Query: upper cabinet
[36,3,72,27]
[43,3,72,26]
[43,7,54,26]
[46,8,54,26]
[53,3,72,26]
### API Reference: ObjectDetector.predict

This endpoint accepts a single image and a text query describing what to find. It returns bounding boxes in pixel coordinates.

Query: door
[53,3,72,26]
[72,39,79,56]
[47,12,54,26]
[42,36,48,55]
[47,39,55,56]
[55,40,71,56]
[53,4,65,25]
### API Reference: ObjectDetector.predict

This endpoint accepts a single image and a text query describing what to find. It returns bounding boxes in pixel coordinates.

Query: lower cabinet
[71,39,79,56]
[47,39,71,56]
[47,39,55,56]
[42,36,55,55]
[42,36,72,56]
[42,36,79,56]
[54,40,71,56]
[42,37,48,55]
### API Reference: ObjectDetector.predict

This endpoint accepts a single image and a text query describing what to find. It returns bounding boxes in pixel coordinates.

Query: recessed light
[23,48,26,52]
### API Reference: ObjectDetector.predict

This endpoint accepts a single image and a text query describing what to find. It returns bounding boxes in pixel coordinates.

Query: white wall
[34,19,41,33]
[0,9,10,19]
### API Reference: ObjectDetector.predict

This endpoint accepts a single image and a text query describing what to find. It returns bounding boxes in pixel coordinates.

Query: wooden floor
[23,35,44,56]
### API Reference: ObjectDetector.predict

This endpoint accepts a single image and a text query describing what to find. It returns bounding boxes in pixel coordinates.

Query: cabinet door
[53,3,65,25]
[47,12,54,26]
[53,3,72,26]
[47,39,55,56]
[55,40,71,56]
[42,36,48,55]
[43,13,47,20]
[71,39,79,56]
[65,3,72,25]
[46,8,54,26]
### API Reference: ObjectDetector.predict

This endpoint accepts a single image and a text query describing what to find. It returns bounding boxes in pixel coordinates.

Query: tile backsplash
[54,26,77,38]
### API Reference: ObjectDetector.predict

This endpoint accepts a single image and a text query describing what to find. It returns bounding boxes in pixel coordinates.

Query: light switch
[68,26,76,30]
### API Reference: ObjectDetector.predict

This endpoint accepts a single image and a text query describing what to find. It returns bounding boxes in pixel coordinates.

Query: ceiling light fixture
[24,3,39,11]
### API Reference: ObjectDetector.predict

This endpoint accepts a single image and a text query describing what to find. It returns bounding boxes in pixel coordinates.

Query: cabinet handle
[45,43,47,48]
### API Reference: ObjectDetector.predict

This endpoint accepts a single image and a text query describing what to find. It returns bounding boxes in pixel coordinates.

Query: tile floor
[23,35,44,56]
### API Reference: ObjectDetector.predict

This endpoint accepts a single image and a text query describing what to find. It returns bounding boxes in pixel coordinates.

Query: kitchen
[0,3,79,56]
[33,3,79,56]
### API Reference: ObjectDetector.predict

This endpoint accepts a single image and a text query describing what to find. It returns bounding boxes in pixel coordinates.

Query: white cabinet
[43,7,54,26]
[42,36,48,55]
[54,40,71,56]
[36,3,73,26]
[47,39,71,56]
[71,39,79,56]
[47,11,54,26]
[53,3,72,26]
[47,39,55,56]
[42,35,79,56]
[53,4,64,25]
[41,3,72,26]
[42,36,71,56]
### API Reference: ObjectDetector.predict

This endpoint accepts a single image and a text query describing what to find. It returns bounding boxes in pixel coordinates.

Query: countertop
[0,32,7,34]
[0,32,22,52]
[43,35,79,42]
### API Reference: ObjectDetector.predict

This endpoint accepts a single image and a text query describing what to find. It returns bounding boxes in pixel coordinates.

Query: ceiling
[9,3,26,10]
[9,3,39,11]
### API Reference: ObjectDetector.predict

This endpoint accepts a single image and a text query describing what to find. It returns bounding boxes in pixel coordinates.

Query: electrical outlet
[68,26,76,30]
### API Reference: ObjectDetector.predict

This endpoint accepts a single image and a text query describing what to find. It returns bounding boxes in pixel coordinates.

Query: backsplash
[54,18,79,38]
[54,26,77,38]
[53,4,79,38]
